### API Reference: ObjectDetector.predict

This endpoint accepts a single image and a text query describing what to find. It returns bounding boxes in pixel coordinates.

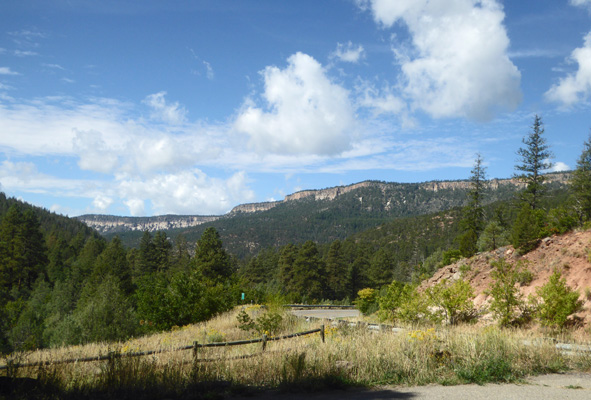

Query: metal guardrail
[284,304,356,309]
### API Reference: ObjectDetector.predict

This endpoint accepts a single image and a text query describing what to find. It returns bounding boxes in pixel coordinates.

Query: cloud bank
[358,0,522,121]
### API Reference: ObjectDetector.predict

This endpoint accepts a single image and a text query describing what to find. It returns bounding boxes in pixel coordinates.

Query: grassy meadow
[2,306,591,399]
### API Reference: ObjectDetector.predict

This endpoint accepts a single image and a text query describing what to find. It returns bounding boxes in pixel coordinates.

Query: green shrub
[535,270,583,329]
[426,279,477,325]
[487,258,525,327]
[355,288,379,315]
[442,249,462,266]
[236,308,284,335]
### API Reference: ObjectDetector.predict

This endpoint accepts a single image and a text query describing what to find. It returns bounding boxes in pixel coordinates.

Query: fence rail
[0,326,324,371]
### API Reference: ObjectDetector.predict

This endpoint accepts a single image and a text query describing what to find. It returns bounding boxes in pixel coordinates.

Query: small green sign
[241,292,245,300]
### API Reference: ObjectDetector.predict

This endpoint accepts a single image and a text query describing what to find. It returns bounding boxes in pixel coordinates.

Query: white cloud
[92,194,113,211]
[331,41,365,63]
[545,32,591,106]
[73,129,120,173]
[0,67,19,75]
[550,161,570,172]
[234,52,356,155]
[117,170,254,215]
[358,0,521,121]
[143,91,187,125]
[570,0,591,9]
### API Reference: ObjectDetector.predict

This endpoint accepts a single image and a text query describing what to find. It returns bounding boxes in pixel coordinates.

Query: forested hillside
[106,176,568,257]
[0,194,240,354]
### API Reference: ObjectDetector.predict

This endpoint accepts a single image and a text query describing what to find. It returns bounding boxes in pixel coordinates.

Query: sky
[1,0,591,217]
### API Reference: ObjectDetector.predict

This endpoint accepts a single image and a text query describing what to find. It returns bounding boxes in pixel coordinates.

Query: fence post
[193,341,199,361]
[262,334,267,351]
[320,325,325,343]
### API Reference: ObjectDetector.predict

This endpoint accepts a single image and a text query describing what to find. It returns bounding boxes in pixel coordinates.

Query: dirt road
[245,373,591,399]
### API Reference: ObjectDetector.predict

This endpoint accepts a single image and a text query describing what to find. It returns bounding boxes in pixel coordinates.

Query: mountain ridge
[76,173,569,237]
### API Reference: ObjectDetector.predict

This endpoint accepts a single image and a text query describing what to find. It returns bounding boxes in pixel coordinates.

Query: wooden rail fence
[0,326,325,371]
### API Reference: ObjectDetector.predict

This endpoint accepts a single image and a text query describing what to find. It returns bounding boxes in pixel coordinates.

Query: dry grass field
[2,305,591,399]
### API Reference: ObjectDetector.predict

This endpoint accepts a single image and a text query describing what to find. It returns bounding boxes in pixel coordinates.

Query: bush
[236,308,284,336]
[426,279,477,325]
[547,207,578,235]
[442,249,462,266]
[354,288,378,315]
[535,270,583,329]
[487,258,525,327]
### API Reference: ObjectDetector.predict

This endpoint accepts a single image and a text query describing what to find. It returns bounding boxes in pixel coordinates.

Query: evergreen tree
[291,241,326,301]
[170,234,191,272]
[324,240,350,299]
[367,248,394,288]
[137,231,157,276]
[570,134,591,223]
[514,115,553,210]
[278,243,297,294]
[511,204,542,253]
[153,231,172,272]
[92,236,133,295]
[477,221,509,252]
[459,154,487,257]
[193,227,233,283]
[73,275,137,344]
[0,205,47,296]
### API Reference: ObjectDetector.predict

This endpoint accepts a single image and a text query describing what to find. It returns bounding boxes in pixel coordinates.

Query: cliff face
[76,214,219,234]
[76,173,570,235]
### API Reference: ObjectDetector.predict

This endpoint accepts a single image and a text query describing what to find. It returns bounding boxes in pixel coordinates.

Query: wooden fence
[0,326,325,371]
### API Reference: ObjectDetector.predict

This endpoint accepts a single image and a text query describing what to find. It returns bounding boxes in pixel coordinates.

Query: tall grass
[2,307,590,399]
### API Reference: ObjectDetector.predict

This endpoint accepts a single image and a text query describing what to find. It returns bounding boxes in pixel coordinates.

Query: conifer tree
[324,240,349,299]
[291,241,325,301]
[193,227,233,283]
[514,115,553,210]
[570,133,591,223]
[459,153,487,257]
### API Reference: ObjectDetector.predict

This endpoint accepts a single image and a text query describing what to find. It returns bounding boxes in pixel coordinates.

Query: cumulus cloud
[358,0,521,121]
[234,52,356,155]
[117,170,254,216]
[545,32,591,106]
[550,161,570,172]
[331,41,365,63]
[143,91,188,125]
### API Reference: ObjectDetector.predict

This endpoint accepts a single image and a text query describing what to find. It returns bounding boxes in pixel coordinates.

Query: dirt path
[240,372,591,400]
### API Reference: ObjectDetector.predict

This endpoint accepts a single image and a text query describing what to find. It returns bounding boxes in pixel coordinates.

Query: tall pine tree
[514,115,553,210]
[459,153,487,257]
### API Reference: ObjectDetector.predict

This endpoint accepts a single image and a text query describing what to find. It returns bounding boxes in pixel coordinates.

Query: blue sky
[1,0,590,217]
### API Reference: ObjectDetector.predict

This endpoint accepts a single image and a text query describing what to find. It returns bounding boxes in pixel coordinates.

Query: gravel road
[243,373,591,399]
[290,309,360,319]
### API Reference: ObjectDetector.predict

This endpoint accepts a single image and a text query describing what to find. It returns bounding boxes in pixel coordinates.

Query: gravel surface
[239,373,591,400]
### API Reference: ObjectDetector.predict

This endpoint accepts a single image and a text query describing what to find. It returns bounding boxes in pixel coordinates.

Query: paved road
[290,309,360,319]
[244,373,591,399]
